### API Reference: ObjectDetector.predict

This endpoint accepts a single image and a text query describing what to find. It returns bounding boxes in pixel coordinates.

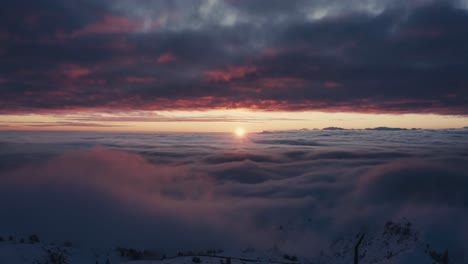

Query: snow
[0,238,435,264]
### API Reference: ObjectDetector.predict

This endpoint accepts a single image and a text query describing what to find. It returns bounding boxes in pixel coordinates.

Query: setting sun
[235,127,246,137]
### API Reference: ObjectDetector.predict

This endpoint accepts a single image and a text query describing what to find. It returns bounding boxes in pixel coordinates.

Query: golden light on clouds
[235,127,246,137]
[0,110,466,132]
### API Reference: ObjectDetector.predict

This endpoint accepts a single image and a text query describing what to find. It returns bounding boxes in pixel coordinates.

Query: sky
[1,0,468,131]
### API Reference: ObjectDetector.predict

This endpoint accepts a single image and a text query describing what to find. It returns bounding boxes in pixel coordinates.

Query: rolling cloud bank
[0,129,467,262]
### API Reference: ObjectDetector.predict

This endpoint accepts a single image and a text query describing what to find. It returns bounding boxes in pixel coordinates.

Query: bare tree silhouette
[354,232,366,264]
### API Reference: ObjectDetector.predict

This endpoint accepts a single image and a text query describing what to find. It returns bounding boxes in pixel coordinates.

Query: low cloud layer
[1,0,468,114]
[0,129,467,260]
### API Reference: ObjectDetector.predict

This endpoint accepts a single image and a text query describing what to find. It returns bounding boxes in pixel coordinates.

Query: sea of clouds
[0,129,467,261]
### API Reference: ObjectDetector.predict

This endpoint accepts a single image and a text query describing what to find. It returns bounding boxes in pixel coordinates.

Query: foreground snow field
[0,222,447,264]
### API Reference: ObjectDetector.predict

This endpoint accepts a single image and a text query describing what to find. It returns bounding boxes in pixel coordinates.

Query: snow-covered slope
[0,241,120,264]
[0,235,439,264]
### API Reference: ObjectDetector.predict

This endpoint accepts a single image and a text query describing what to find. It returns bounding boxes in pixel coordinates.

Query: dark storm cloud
[0,0,467,114]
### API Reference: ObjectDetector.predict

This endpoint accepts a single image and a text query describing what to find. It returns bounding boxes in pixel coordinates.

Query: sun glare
[235,127,246,137]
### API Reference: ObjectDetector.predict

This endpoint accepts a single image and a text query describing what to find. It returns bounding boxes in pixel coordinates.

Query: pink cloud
[107,37,134,52]
[0,31,12,40]
[262,48,279,57]
[156,53,176,64]
[6,148,215,211]
[255,77,305,90]
[205,65,257,82]
[71,14,159,37]
[125,76,157,84]
[82,78,108,85]
[0,147,258,249]
[324,81,341,88]
[61,64,90,79]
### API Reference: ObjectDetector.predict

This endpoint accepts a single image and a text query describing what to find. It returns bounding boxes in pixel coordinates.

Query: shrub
[115,247,147,260]
[34,247,70,264]
[29,234,41,244]
[283,254,298,261]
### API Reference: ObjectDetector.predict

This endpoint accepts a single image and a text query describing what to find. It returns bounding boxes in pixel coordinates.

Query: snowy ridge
[0,221,447,264]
